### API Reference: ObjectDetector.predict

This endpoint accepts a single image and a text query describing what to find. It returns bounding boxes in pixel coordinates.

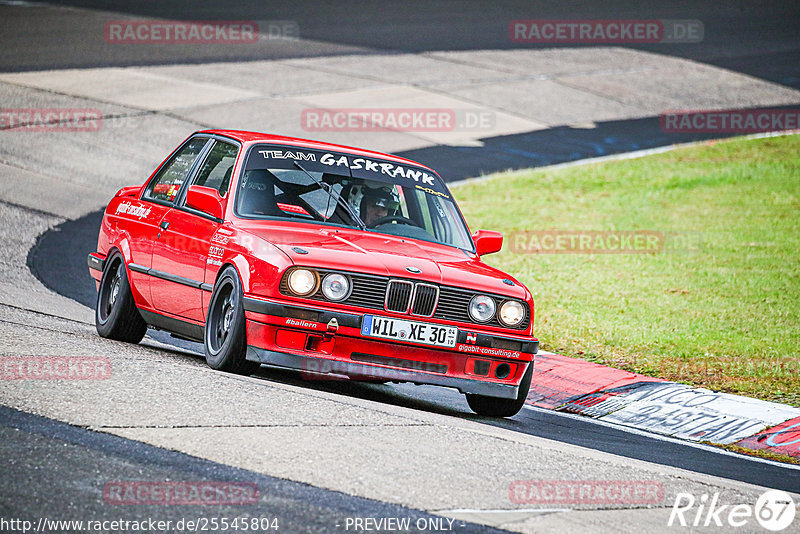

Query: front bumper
[88,253,105,273]
[243,296,537,399]
[246,346,526,398]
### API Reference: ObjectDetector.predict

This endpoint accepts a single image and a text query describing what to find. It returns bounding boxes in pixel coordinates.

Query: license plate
[361,315,457,348]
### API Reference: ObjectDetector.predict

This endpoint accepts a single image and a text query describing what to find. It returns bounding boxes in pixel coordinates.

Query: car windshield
[237,146,474,251]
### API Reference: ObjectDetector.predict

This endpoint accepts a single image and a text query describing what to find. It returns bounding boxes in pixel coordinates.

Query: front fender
[202,229,293,316]
[223,229,293,295]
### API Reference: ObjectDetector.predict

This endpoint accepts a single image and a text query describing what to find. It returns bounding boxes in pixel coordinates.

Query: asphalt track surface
[5,0,800,531]
[3,0,799,180]
[5,0,800,92]
[0,405,502,533]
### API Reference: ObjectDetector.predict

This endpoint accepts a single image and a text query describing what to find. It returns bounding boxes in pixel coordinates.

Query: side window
[191,140,239,197]
[144,137,208,203]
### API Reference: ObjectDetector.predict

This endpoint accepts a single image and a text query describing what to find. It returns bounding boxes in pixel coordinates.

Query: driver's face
[364,202,388,225]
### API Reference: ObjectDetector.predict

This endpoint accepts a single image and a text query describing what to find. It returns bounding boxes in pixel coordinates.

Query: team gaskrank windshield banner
[244,144,451,199]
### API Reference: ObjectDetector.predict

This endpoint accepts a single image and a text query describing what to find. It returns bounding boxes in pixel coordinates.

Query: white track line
[449,129,800,188]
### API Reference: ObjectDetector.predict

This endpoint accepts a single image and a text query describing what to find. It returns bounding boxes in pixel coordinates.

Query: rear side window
[191,140,239,197]
[144,137,208,203]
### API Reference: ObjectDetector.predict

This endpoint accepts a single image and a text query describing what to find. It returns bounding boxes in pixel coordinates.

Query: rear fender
[105,238,152,309]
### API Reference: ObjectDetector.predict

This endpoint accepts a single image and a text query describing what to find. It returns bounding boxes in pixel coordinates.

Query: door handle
[157,220,170,239]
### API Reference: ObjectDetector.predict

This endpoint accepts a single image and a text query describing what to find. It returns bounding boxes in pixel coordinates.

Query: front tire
[95,253,147,343]
[204,266,260,375]
[465,362,533,418]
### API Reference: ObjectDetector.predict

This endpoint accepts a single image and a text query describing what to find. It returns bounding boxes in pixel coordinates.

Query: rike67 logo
[669,489,796,531]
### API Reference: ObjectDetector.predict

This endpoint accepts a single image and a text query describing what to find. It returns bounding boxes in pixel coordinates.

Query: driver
[359,185,400,226]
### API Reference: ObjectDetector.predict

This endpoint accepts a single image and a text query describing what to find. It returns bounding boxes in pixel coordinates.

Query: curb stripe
[526,352,800,459]
[736,417,800,458]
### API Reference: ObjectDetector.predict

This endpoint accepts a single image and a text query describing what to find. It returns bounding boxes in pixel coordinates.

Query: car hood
[238,221,529,299]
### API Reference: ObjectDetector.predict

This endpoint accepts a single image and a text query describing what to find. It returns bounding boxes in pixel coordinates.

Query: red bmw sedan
[89,130,538,417]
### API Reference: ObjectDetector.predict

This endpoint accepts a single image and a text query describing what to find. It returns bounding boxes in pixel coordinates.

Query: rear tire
[204,266,260,375]
[95,253,147,343]
[465,361,533,418]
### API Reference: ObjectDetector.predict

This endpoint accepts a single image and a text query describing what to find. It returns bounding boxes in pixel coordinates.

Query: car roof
[199,129,438,174]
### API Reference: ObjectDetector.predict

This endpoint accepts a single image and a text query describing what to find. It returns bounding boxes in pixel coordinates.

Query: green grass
[453,134,800,406]
[713,443,800,466]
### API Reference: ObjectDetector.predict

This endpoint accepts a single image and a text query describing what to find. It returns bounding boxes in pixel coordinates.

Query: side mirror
[186,185,224,220]
[472,229,503,256]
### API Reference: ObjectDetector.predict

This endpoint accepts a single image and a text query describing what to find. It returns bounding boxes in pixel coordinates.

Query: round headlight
[321,273,350,301]
[288,268,317,296]
[469,295,496,323]
[499,300,525,326]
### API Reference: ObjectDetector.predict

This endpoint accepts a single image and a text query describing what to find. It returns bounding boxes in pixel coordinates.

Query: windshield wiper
[293,161,366,231]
